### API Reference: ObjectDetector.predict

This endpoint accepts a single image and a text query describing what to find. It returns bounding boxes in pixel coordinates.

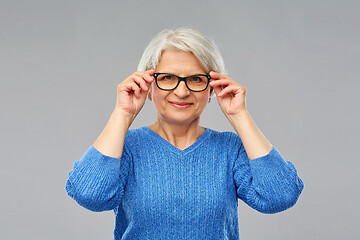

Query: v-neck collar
[140,126,211,154]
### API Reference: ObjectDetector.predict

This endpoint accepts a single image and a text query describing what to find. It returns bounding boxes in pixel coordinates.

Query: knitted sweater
[65,126,304,240]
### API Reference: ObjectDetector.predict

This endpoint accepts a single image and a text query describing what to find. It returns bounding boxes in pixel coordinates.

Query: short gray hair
[137,27,226,74]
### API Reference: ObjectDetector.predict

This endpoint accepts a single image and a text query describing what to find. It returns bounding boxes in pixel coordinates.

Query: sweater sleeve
[232,136,304,214]
[65,142,132,212]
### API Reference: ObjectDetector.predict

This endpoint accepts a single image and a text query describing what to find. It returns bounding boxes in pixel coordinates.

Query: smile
[169,101,193,109]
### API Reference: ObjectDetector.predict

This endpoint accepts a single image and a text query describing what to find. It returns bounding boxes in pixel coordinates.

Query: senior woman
[65,27,304,240]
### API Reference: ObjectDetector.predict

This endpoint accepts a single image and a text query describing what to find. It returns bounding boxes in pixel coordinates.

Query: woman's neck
[147,118,205,150]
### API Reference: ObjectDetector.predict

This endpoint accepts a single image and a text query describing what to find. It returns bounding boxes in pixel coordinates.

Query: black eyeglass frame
[153,72,211,92]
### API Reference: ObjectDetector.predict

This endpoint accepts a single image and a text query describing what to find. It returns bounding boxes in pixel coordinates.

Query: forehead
[156,49,206,75]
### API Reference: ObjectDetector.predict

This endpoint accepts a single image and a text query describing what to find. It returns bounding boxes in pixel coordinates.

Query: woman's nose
[173,81,191,97]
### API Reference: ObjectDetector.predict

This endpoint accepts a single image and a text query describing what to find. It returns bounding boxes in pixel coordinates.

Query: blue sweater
[65,126,304,240]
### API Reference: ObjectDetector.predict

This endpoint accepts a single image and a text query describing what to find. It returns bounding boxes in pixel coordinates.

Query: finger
[134,85,141,98]
[210,71,227,80]
[124,82,141,97]
[218,86,241,97]
[209,79,231,87]
[146,69,155,74]
[212,84,223,96]
[135,71,155,83]
[132,75,148,91]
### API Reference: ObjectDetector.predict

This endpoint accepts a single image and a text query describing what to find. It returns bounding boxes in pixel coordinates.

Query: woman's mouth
[169,101,193,109]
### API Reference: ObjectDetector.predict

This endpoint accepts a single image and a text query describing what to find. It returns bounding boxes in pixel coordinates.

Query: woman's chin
[159,114,199,125]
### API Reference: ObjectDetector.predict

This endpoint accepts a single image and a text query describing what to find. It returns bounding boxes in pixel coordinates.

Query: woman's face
[150,49,213,125]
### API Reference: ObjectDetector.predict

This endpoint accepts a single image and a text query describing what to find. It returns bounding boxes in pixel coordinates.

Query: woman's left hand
[209,71,248,118]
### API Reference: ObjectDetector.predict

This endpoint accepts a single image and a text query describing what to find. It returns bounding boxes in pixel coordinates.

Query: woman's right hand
[115,69,155,118]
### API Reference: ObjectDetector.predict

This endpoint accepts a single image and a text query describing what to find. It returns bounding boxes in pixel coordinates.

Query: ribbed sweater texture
[65,126,304,239]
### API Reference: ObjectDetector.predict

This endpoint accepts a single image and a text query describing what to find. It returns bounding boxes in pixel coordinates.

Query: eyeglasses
[153,73,211,92]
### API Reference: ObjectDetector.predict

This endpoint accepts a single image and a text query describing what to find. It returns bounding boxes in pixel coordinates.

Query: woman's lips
[169,101,193,109]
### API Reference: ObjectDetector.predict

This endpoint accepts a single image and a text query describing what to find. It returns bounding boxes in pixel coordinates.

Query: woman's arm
[229,111,304,214]
[93,107,133,158]
[65,109,133,212]
[209,71,304,213]
[93,69,154,158]
[228,110,273,160]
[232,140,304,214]
[65,143,132,212]
[65,71,154,211]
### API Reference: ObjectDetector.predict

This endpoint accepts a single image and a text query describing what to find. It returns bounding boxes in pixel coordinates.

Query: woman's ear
[208,86,214,103]
[147,85,152,101]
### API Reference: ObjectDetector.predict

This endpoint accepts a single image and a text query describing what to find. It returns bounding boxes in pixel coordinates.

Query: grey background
[1,0,359,239]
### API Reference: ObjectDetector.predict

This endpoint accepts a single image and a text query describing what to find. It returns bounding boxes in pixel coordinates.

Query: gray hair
[137,27,226,74]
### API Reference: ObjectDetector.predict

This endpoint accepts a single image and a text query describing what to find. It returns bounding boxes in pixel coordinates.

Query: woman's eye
[190,76,201,82]
[164,75,174,80]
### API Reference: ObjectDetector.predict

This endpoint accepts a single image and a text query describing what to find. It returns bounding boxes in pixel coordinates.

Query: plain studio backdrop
[1,0,359,239]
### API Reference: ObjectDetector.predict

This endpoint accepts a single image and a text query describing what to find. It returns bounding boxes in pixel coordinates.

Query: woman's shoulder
[124,126,148,139]
[205,127,242,145]
[124,126,161,143]
[206,127,239,138]
[121,127,151,153]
